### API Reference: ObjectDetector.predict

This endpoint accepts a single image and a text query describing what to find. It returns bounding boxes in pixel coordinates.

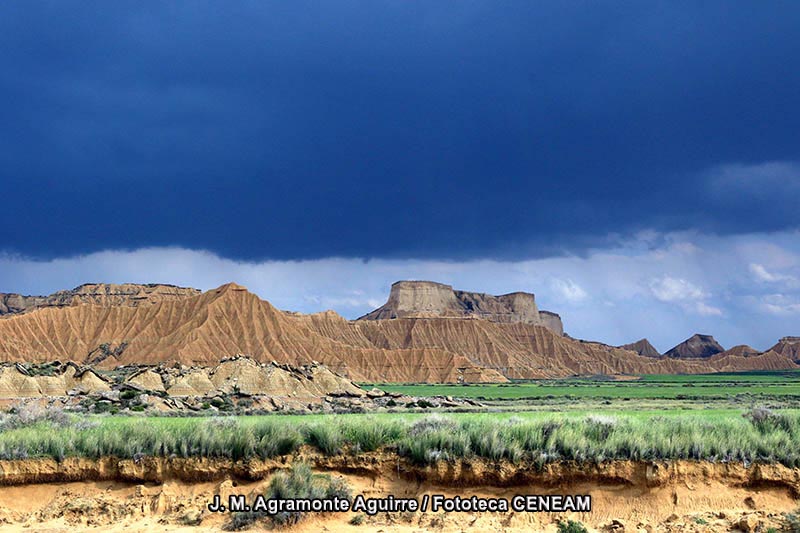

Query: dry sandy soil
[0,454,797,532]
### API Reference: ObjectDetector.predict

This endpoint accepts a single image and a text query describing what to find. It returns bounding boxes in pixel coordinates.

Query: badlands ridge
[0,282,797,383]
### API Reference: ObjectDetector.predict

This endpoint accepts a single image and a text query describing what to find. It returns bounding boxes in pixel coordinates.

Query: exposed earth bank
[0,454,797,532]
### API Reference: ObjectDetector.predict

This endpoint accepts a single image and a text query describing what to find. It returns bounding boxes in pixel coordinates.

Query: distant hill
[768,337,800,363]
[0,283,796,382]
[619,338,661,358]
[0,283,200,315]
[664,334,725,359]
[719,345,761,357]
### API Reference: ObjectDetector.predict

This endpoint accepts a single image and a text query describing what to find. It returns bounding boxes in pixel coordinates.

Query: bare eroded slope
[0,283,796,382]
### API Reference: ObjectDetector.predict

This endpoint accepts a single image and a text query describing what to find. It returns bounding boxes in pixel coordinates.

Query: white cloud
[749,263,798,287]
[550,279,588,303]
[650,277,707,302]
[751,263,779,282]
[1,229,799,351]
[649,276,722,317]
[759,294,800,316]
[694,302,724,316]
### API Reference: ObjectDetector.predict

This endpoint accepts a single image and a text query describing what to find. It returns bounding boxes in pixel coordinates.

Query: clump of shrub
[557,519,588,533]
[120,389,139,401]
[408,414,458,436]
[342,417,403,453]
[0,403,74,430]
[24,362,60,377]
[226,463,351,530]
[210,397,233,411]
[398,415,469,464]
[783,506,800,533]
[471,429,523,462]
[251,420,303,458]
[303,422,343,455]
[584,414,617,442]
[744,407,795,434]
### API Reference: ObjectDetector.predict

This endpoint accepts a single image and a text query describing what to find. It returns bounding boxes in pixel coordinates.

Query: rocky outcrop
[127,369,166,392]
[0,283,199,316]
[0,357,363,401]
[0,363,110,398]
[619,338,661,358]
[358,280,564,334]
[0,283,796,382]
[360,281,462,320]
[537,310,564,336]
[767,336,800,363]
[0,293,47,315]
[664,334,725,359]
[0,356,486,414]
[203,357,364,398]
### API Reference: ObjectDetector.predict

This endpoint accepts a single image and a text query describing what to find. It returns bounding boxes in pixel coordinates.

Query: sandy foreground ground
[0,456,797,532]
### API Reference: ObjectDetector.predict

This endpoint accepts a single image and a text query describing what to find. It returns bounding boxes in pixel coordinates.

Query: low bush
[783,506,800,533]
[744,407,795,434]
[303,422,343,455]
[120,390,139,401]
[225,463,351,530]
[557,520,588,533]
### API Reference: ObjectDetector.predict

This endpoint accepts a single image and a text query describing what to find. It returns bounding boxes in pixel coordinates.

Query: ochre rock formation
[358,280,564,334]
[719,345,761,357]
[664,334,725,359]
[619,339,661,358]
[768,337,800,363]
[0,357,364,400]
[0,363,110,398]
[0,283,796,382]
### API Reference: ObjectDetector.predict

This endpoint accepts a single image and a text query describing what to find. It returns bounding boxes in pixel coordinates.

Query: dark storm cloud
[1,1,798,260]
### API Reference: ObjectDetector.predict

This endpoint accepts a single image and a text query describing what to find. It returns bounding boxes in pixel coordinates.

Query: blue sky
[1,2,799,350]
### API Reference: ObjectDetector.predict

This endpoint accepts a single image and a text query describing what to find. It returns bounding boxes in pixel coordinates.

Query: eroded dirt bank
[0,454,797,532]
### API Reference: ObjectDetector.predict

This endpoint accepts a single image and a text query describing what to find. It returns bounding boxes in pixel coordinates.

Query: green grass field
[638,370,800,383]
[1,370,797,468]
[364,370,800,400]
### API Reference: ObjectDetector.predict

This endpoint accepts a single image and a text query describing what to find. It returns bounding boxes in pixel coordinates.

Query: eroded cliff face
[769,336,800,363]
[0,283,200,315]
[0,282,796,382]
[537,310,564,336]
[358,281,564,334]
[360,281,463,319]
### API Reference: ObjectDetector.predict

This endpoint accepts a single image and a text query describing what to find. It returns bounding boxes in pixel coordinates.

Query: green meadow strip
[1,408,799,467]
